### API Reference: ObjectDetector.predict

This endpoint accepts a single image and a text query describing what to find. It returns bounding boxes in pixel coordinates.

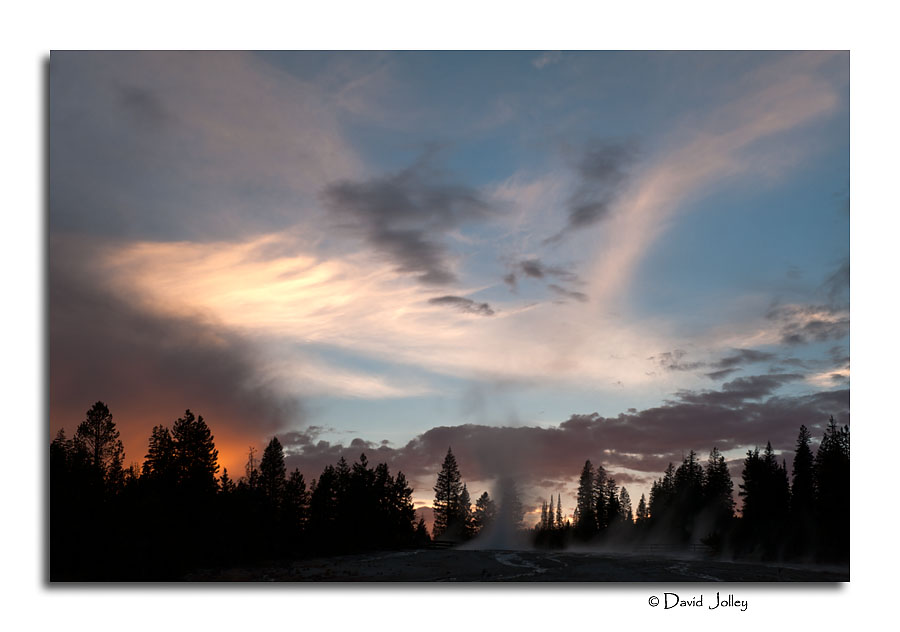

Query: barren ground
[185,549,849,582]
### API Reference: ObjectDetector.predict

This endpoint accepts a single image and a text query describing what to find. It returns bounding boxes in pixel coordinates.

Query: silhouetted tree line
[50,402,427,580]
[531,418,849,562]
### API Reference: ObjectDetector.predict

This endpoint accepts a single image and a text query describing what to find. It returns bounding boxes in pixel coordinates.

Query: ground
[185,549,849,582]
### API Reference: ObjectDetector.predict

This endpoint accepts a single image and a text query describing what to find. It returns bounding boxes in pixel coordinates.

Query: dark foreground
[185,549,849,582]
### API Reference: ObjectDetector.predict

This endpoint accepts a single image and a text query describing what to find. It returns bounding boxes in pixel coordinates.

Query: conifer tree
[619,487,633,524]
[142,424,176,484]
[171,409,219,495]
[259,436,287,503]
[636,493,649,524]
[555,493,563,529]
[574,460,597,539]
[473,491,496,533]
[459,483,474,539]
[74,401,124,483]
[703,446,734,533]
[432,447,464,539]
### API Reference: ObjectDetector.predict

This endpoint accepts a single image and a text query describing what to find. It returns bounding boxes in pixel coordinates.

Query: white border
[4,1,895,630]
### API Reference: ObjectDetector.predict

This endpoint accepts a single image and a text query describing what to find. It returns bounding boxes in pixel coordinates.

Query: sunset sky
[49,51,849,523]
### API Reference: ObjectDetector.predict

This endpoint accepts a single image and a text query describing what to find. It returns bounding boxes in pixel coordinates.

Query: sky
[48,50,849,526]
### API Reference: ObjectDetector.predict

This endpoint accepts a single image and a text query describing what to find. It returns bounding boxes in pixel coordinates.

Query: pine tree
[574,460,597,539]
[792,424,815,505]
[814,417,850,560]
[619,487,633,524]
[74,401,124,484]
[473,491,496,534]
[459,483,474,539]
[219,468,236,494]
[594,463,608,531]
[548,495,556,530]
[703,446,734,534]
[171,409,219,495]
[283,468,310,531]
[259,436,287,503]
[142,424,176,484]
[636,493,649,524]
[432,447,464,539]
[555,493,563,529]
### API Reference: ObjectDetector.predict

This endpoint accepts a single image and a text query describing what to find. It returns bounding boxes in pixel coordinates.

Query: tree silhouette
[432,447,464,540]
[74,401,124,485]
[574,460,597,540]
[172,409,219,495]
[259,436,287,504]
[619,487,633,524]
[703,446,734,542]
[473,491,496,534]
[635,493,649,525]
[814,417,850,560]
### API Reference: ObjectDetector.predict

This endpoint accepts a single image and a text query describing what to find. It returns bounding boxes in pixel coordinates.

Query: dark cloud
[281,378,848,500]
[428,296,495,316]
[677,373,804,407]
[504,258,585,302]
[545,139,638,243]
[322,157,490,285]
[767,304,849,346]
[655,348,775,379]
[49,237,303,465]
[655,349,704,372]
[516,258,578,282]
[705,368,739,380]
[712,349,777,370]
[548,284,589,303]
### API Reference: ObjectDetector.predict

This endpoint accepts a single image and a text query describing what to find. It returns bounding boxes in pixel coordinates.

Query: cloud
[580,52,844,306]
[654,348,776,380]
[48,236,304,475]
[677,373,804,406]
[547,284,589,303]
[532,51,563,70]
[321,155,491,285]
[428,296,495,316]
[767,304,850,346]
[281,380,848,504]
[50,51,361,241]
[655,349,705,372]
[545,139,638,243]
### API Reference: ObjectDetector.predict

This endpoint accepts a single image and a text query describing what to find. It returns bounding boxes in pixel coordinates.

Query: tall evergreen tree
[703,446,735,536]
[459,483,474,539]
[791,425,815,517]
[142,424,176,484]
[473,491,496,534]
[74,401,124,483]
[259,436,287,503]
[432,447,464,539]
[556,493,563,528]
[636,493,649,524]
[619,487,633,524]
[171,409,219,495]
[574,460,597,539]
